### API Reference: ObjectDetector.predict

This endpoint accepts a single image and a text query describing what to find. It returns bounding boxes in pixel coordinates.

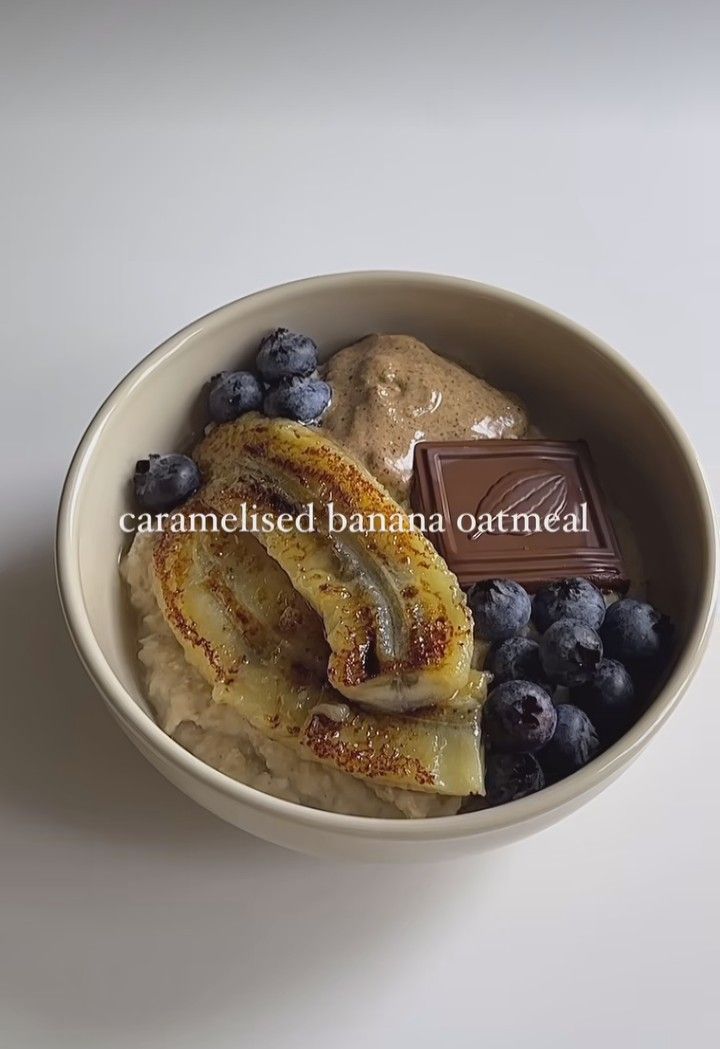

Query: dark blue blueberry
[485,752,545,806]
[208,371,263,423]
[467,579,531,642]
[532,577,606,633]
[133,453,201,512]
[600,599,673,665]
[539,703,600,782]
[263,376,332,423]
[540,618,603,686]
[482,680,557,754]
[256,328,318,381]
[486,636,546,685]
[571,658,636,743]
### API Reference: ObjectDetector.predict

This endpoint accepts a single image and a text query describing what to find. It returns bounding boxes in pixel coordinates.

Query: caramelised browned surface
[304,712,438,787]
[152,497,329,685]
[194,413,475,712]
[412,439,628,591]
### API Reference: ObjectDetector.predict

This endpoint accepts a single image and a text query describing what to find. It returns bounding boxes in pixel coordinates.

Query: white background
[1,3,719,1047]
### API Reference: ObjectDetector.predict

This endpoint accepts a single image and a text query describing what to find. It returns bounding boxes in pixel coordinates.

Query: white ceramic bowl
[57,273,717,861]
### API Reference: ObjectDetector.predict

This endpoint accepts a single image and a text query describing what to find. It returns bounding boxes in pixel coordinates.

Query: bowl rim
[56,270,719,841]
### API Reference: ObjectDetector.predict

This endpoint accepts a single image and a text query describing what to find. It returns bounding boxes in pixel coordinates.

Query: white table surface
[2,4,718,1047]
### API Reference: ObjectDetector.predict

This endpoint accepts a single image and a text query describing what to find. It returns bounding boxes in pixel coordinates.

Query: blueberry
[482,680,557,754]
[486,636,546,685]
[208,371,263,423]
[467,579,531,642]
[256,328,318,381]
[571,658,636,743]
[600,599,673,665]
[485,752,545,806]
[539,703,600,782]
[133,454,201,512]
[263,376,332,423]
[532,577,606,633]
[540,618,603,686]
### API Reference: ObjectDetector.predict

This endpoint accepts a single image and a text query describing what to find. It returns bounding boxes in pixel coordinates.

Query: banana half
[194,414,474,713]
[150,516,487,796]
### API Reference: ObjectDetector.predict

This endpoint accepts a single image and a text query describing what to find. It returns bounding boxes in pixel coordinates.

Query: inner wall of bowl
[75,277,708,719]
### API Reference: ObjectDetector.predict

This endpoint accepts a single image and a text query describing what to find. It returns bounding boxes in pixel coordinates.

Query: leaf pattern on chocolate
[470,470,568,538]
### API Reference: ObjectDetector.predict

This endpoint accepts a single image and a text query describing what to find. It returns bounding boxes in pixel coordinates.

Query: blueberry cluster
[208,327,331,426]
[467,577,673,807]
[133,329,331,512]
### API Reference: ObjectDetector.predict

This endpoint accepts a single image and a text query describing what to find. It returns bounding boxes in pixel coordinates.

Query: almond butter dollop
[320,334,528,503]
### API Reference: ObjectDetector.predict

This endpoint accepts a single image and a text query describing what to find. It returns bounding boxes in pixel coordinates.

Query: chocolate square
[411,440,628,592]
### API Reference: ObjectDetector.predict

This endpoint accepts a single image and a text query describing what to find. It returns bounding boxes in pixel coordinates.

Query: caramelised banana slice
[151,516,487,795]
[194,414,474,713]
[151,501,329,684]
[214,677,486,797]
